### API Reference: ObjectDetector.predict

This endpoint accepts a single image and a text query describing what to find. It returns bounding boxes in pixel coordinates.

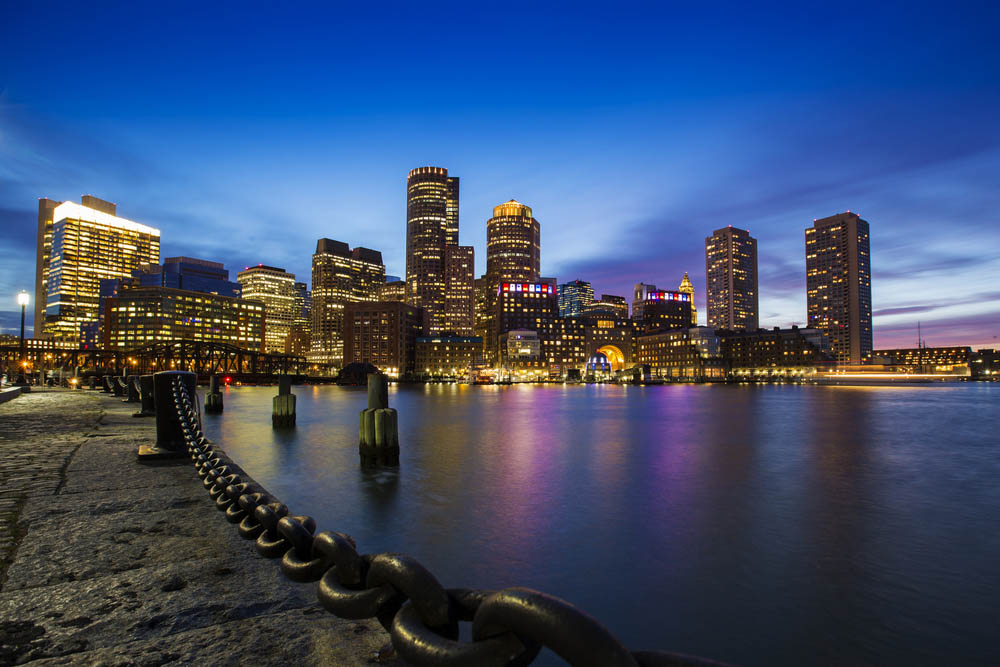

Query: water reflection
[202,383,1000,666]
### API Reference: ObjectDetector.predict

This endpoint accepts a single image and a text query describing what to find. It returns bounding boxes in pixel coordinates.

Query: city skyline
[2,4,999,348]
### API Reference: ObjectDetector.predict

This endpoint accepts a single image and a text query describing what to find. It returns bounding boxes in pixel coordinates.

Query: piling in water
[359,373,399,466]
[205,374,224,414]
[272,375,296,427]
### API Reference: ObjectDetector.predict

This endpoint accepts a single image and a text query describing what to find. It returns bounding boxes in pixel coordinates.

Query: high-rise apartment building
[237,265,299,354]
[405,167,472,334]
[310,238,385,366]
[805,212,872,363]
[486,200,540,284]
[705,226,758,331]
[557,280,594,317]
[42,200,160,343]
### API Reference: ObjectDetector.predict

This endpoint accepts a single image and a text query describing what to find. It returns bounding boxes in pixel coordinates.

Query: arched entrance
[596,345,625,372]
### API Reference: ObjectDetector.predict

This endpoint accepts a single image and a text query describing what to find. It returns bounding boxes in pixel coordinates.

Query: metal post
[138,371,196,460]
[134,374,155,417]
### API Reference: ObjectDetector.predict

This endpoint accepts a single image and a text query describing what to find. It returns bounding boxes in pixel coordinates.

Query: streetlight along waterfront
[16,290,29,387]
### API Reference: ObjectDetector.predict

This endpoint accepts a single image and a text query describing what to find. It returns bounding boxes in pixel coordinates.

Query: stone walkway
[0,390,392,665]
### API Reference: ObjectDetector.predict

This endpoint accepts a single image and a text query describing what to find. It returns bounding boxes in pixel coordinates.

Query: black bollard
[113,376,128,397]
[134,375,156,418]
[102,375,113,393]
[359,373,398,466]
[89,375,98,390]
[205,374,224,414]
[138,371,197,460]
[272,375,295,427]
[124,375,140,403]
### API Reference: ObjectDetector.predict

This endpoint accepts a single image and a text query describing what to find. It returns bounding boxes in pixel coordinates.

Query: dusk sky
[2,1,998,348]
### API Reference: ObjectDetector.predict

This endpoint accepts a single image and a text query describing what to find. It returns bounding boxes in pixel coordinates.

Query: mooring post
[205,374,224,414]
[102,375,113,393]
[272,375,296,428]
[359,373,398,466]
[124,375,140,403]
[88,375,98,390]
[134,374,156,418]
[138,370,197,460]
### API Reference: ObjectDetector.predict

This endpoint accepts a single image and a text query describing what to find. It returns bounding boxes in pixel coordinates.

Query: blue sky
[2,1,998,347]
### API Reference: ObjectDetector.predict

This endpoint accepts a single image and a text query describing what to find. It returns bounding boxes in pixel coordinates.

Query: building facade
[102,285,264,352]
[557,280,595,317]
[489,279,558,365]
[805,212,873,363]
[42,200,161,343]
[636,327,724,380]
[137,257,241,296]
[678,273,698,325]
[343,301,426,377]
[872,346,972,373]
[310,238,385,367]
[486,200,540,284]
[379,280,407,302]
[635,290,693,333]
[444,245,475,335]
[415,335,482,378]
[583,294,629,319]
[237,265,299,354]
[720,326,831,378]
[705,226,758,331]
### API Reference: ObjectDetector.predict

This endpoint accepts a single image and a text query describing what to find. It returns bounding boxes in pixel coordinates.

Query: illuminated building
[631,283,659,320]
[489,279,558,366]
[705,227,758,331]
[806,212,872,363]
[504,330,540,363]
[343,301,426,377]
[444,245,475,335]
[720,326,831,378]
[43,200,160,343]
[583,294,628,319]
[678,273,698,325]
[33,198,61,332]
[137,257,240,296]
[557,280,594,317]
[635,290,693,333]
[379,280,407,302]
[237,265,299,354]
[486,200,540,283]
[415,335,483,378]
[405,167,471,334]
[971,349,999,378]
[872,347,972,373]
[310,239,385,366]
[544,317,589,377]
[102,285,264,351]
[636,327,724,380]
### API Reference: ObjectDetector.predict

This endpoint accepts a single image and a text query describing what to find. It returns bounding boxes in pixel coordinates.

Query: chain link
[167,377,732,666]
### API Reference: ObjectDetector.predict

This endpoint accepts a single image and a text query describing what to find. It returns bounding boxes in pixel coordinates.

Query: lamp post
[16,290,29,386]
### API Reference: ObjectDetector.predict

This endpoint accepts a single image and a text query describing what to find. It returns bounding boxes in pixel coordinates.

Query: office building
[237,265,300,354]
[136,257,240,296]
[805,212,873,363]
[678,273,698,325]
[42,199,160,343]
[720,326,831,377]
[634,289,693,333]
[405,166,471,334]
[557,280,595,317]
[343,301,426,377]
[636,327,725,380]
[415,335,482,378]
[486,200,540,284]
[444,245,475,335]
[489,279,559,367]
[379,280,407,302]
[310,238,385,366]
[705,227,758,331]
[102,284,264,352]
[584,294,629,319]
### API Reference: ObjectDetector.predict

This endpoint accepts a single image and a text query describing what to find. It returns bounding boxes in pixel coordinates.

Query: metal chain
[168,378,731,666]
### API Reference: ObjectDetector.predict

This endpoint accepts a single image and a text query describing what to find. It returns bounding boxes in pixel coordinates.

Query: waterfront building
[444,245,475,335]
[343,301,426,377]
[310,238,385,367]
[806,212,872,363]
[405,167,471,334]
[489,279,558,365]
[635,290,693,333]
[42,199,160,343]
[636,327,725,380]
[379,279,407,302]
[631,283,659,320]
[872,346,972,374]
[678,273,698,325]
[705,227,758,331]
[415,335,482,378]
[486,200,540,283]
[971,349,999,378]
[583,294,629,320]
[544,317,589,377]
[102,284,264,351]
[237,265,299,354]
[720,326,831,378]
[502,329,542,368]
[557,280,594,317]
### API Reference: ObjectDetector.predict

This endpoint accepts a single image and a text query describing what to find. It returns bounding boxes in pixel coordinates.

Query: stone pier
[0,390,391,665]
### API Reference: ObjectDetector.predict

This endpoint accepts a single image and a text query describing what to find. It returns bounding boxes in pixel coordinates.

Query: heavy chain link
[168,378,731,666]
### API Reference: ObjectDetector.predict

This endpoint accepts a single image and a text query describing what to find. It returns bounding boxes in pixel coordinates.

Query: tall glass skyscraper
[805,212,872,363]
[705,226,758,331]
[237,265,300,354]
[557,280,594,317]
[486,200,540,283]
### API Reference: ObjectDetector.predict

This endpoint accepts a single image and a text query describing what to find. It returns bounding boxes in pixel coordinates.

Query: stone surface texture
[0,390,393,665]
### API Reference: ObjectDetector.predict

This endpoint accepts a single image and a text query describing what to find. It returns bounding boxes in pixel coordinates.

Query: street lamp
[16,291,29,386]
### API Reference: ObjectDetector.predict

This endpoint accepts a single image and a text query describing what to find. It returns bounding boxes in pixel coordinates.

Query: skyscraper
[42,199,160,343]
[486,200,540,283]
[405,166,472,334]
[33,198,61,333]
[705,226,758,331]
[310,238,385,366]
[444,245,474,335]
[805,212,872,364]
[678,273,698,325]
[237,265,300,354]
[557,280,594,317]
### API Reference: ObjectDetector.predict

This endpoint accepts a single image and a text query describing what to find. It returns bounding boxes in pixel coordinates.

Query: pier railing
[168,376,729,666]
